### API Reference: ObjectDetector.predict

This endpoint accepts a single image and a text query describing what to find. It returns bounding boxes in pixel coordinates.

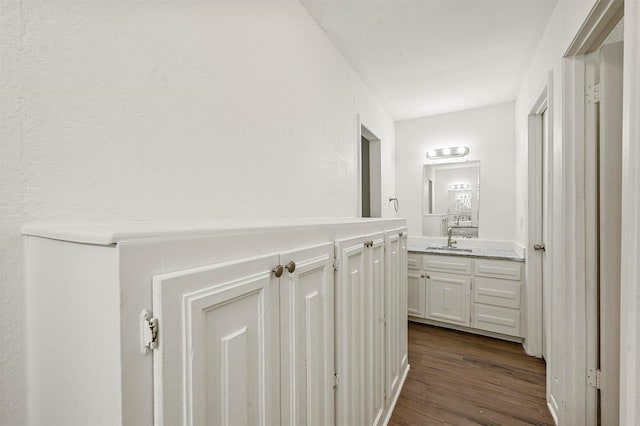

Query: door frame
[525,77,553,360]
[356,115,382,217]
[619,2,640,424]
[561,0,624,424]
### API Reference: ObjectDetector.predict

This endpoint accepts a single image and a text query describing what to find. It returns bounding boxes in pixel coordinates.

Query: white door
[426,272,471,326]
[335,233,385,426]
[279,243,335,426]
[398,230,409,370]
[384,231,401,404]
[407,272,426,318]
[368,236,385,426]
[541,106,550,361]
[152,254,280,426]
[334,235,368,426]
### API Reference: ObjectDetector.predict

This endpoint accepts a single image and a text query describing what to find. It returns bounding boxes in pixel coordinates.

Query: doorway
[527,79,556,417]
[584,36,624,426]
[359,123,382,218]
[561,5,624,423]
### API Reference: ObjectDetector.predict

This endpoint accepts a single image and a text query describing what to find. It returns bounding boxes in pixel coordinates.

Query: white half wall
[0,2,396,424]
[395,102,516,241]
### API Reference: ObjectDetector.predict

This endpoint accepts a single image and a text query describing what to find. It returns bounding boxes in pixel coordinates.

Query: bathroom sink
[425,246,473,253]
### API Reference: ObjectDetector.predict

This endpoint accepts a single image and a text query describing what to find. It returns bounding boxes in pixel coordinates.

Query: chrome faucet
[447,227,457,248]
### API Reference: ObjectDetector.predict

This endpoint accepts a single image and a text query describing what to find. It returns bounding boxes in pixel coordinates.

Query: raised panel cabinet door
[368,236,386,426]
[399,231,409,371]
[334,235,368,426]
[407,272,426,318]
[279,243,335,426]
[384,231,401,405]
[426,273,471,326]
[152,254,280,426]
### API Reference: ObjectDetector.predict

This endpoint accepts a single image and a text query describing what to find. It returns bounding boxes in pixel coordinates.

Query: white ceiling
[301,0,557,121]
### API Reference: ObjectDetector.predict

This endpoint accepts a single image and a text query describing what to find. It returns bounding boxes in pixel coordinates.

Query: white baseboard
[383,363,410,426]
[547,400,559,425]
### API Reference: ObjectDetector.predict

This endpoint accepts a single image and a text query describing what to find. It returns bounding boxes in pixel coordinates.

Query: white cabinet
[334,227,408,426]
[407,253,426,318]
[152,253,281,426]
[471,259,522,337]
[426,272,471,326]
[279,243,335,426]
[153,243,336,426]
[408,253,524,339]
[423,255,472,327]
[23,219,408,426]
[335,233,386,426]
[384,230,408,406]
[407,272,426,318]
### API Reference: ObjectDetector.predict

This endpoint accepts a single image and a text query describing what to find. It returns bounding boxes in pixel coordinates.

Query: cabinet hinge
[586,83,600,104]
[333,373,339,389]
[332,258,339,271]
[140,309,159,355]
[587,368,601,389]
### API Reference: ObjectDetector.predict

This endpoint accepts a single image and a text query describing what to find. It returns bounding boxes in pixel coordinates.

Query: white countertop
[22,217,406,245]
[408,243,525,262]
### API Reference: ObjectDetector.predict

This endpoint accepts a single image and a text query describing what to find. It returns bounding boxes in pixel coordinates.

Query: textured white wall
[514,0,597,246]
[0,1,395,423]
[395,102,516,240]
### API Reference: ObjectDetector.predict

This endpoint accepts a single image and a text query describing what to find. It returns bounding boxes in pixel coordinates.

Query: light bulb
[427,150,437,158]
[442,148,451,156]
[456,146,466,154]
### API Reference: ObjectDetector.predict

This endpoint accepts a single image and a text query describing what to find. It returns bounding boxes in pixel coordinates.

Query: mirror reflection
[422,161,480,238]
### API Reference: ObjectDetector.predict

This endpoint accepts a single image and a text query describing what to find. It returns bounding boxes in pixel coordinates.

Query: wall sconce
[426,146,469,160]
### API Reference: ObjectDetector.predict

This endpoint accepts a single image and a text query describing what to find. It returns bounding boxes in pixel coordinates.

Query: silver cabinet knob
[273,265,284,278]
[286,261,296,274]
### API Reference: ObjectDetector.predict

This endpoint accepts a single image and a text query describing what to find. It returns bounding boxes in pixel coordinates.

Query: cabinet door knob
[399,232,404,237]
[273,265,284,278]
[286,261,296,274]
[421,274,425,278]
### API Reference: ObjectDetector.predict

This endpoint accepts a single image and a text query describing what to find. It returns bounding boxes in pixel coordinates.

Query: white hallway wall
[0,1,396,423]
[514,0,608,422]
[395,102,516,241]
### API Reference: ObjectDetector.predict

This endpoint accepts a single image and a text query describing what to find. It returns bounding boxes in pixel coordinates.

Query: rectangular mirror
[422,161,480,238]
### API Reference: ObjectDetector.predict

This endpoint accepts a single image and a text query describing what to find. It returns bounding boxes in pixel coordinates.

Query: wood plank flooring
[389,322,555,426]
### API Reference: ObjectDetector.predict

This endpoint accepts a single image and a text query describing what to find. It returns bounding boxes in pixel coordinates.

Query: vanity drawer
[473,277,521,309]
[407,253,422,271]
[423,255,472,275]
[472,304,521,337]
[474,259,522,281]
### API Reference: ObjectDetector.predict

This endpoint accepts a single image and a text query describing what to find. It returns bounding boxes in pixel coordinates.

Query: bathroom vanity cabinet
[408,252,524,339]
[23,219,408,426]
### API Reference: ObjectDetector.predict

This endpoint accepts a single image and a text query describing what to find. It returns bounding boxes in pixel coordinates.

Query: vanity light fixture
[449,183,471,190]
[426,146,470,160]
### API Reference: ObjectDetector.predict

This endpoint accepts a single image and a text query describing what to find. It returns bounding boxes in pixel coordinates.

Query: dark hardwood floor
[389,322,555,426]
